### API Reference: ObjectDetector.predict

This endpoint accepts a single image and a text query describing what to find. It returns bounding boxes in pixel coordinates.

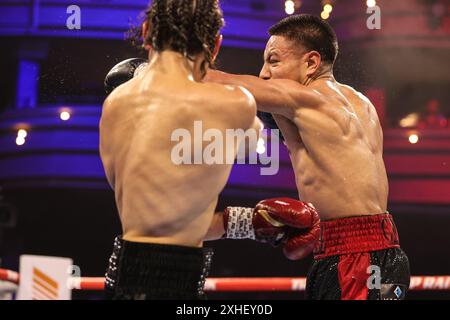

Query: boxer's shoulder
[199,82,257,126]
[201,82,255,104]
[103,78,136,107]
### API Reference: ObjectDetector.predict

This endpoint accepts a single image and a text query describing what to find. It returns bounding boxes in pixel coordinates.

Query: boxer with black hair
[100,1,319,300]
[205,14,410,300]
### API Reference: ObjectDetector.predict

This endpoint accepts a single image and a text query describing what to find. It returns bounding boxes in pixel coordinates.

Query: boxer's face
[259,35,321,85]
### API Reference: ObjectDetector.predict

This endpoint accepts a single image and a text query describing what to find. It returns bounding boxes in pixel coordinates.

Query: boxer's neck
[148,50,205,81]
[304,69,335,87]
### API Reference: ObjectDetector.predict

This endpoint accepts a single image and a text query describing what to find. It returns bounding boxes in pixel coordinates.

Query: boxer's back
[284,80,388,220]
[100,66,255,247]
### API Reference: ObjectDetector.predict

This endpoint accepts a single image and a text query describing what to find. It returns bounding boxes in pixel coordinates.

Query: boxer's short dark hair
[269,14,338,65]
[144,0,224,68]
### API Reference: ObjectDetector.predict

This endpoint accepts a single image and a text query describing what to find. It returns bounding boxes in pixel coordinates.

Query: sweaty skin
[205,36,388,221]
[100,51,258,247]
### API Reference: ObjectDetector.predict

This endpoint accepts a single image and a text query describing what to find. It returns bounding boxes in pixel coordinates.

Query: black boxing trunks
[306,213,410,300]
[104,237,213,300]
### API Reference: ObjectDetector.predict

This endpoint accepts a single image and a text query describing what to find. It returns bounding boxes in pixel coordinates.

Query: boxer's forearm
[204,212,226,241]
[206,70,314,117]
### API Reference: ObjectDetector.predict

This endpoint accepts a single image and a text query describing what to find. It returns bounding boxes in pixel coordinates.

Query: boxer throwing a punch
[100,1,320,300]
[205,14,410,300]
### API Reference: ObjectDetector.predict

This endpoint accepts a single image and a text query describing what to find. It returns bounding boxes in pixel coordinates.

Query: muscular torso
[100,66,247,247]
[274,80,388,220]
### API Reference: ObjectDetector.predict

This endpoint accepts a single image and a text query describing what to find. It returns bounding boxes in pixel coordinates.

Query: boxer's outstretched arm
[205,70,323,117]
[204,212,226,241]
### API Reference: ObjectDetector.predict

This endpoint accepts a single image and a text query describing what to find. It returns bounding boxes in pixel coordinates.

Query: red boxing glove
[256,198,317,229]
[223,198,320,251]
[279,201,320,260]
[222,205,286,245]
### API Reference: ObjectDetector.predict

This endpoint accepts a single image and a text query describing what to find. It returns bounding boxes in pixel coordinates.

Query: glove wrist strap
[224,207,255,240]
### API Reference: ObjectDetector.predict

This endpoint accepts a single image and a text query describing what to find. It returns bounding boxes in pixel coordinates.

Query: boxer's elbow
[235,86,257,129]
[244,117,263,155]
[204,212,226,241]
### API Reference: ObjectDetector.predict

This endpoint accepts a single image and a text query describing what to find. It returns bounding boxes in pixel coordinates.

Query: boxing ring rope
[1,269,450,292]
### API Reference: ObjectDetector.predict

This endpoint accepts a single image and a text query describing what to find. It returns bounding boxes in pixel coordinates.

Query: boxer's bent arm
[205,70,322,117]
[99,97,116,190]
[204,212,226,241]
[242,116,263,156]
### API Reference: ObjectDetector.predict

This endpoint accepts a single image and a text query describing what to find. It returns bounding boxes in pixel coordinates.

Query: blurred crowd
[398,99,449,129]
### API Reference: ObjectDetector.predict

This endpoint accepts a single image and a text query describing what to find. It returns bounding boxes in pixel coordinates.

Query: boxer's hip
[105,236,213,300]
[306,213,410,300]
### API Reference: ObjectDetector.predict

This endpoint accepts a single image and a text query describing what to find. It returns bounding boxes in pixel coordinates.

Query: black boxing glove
[257,111,285,141]
[104,58,148,94]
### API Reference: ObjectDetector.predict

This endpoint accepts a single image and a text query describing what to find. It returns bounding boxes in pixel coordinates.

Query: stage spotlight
[60,111,71,121]
[324,4,333,13]
[16,136,25,146]
[17,129,27,138]
[366,0,376,8]
[321,11,330,19]
[285,0,295,15]
[408,134,419,144]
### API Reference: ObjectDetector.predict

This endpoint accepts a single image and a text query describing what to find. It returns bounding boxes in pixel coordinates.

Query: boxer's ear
[304,50,321,78]
[142,21,152,51]
[212,34,223,62]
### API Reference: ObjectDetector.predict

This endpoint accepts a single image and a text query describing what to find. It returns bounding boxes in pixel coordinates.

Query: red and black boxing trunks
[306,213,410,300]
[104,237,213,300]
